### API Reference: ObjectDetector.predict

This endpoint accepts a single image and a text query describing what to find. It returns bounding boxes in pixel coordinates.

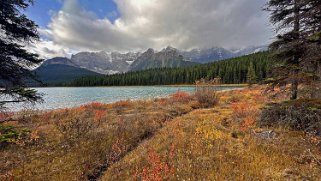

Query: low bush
[231,102,257,119]
[194,89,219,108]
[133,147,175,180]
[55,118,99,146]
[171,91,190,99]
[169,91,193,104]
[260,99,321,134]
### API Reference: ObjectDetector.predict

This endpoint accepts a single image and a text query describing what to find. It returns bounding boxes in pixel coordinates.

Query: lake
[8,86,242,111]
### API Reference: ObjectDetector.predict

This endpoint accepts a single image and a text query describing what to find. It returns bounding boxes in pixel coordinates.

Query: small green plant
[0,124,30,147]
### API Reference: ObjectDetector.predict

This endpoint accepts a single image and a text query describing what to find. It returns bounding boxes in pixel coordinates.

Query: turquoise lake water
[9,86,242,111]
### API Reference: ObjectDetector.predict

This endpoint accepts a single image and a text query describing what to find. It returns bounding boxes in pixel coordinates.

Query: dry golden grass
[101,86,321,180]
[1,86,321,181]
[0,91,203,180]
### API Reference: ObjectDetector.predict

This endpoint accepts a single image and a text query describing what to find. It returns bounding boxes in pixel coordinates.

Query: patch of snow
[253,48,262,53]
[107,53,113,63]
[107,70,120,75]
[126,61,134,65]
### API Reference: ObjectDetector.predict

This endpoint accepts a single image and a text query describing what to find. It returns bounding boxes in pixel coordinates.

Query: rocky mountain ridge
[40,45,267,75]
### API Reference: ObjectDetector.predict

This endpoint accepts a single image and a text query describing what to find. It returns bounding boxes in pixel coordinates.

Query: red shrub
[240,116,255,132]
[0,112,13,121]
[86,102,104,109]
[94,110,106,122]
[171,91,190,99]
[110,138,127,162]
[133,145,175,181]
[231,103,256,118]
[114,100,132,107]
[254,94,268,104]
[158,98,168,106]
[77,102,104,112]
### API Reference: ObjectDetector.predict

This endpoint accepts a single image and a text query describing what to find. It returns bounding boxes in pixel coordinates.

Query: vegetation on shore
[1,86,320,180]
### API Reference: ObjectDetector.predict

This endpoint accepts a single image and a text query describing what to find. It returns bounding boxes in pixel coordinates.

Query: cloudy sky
[25,0,273,59]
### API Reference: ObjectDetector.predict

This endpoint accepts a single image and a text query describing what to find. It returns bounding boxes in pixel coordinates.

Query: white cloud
[35,0,273,58]
[28,39,76,59]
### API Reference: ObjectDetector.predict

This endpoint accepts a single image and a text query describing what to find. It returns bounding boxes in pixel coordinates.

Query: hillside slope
[33,64,101,85]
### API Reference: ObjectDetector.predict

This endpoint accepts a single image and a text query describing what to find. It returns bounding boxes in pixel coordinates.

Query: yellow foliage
[195,127,226,140]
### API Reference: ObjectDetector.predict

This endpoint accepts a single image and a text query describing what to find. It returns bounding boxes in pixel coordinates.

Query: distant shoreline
[29,84,248,88]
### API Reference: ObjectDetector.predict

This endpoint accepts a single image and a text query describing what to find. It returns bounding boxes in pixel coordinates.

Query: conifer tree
[266,0,305,100]
[301,0,321,79]
[247,62,257,85]
[0,0,43,109]
[266,0,321,99]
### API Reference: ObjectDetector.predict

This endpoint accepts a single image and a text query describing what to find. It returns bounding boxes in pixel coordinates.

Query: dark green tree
[302,0,321,77]
[298,0,321,98]
[265,0,305,100]
[246,62,257,85]
[0,0,43,109]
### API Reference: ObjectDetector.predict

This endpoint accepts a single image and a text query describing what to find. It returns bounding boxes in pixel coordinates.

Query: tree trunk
[291,0,300,100]
[291,74,299,100]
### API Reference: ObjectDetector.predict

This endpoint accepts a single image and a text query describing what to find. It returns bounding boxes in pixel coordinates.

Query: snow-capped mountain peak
[43,45,267,75]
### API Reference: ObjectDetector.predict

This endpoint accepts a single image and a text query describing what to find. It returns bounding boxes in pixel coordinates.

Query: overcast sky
[25,0,273,59]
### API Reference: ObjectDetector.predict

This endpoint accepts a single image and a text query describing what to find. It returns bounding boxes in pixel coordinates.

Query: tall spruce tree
[299,0,321,98]
[247,62,257,85]
[301,0,321,77]
[0,0,43,109]
[266,0,306,100]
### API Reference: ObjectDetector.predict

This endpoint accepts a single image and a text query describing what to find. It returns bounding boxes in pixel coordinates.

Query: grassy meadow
[1,86,321,180]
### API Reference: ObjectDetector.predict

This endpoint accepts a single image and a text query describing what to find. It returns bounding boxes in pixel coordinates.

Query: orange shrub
[169,91,192,104]
[171,91,190,99]
[114,100,132,107]
[230,102,256,118]
[133,145,175,181]
[85,102,104,109]
[240,116,255,132]
[94,110,106,122]
[0,112,13,121]
[41,111,53,120]
[30,130,40,141]
[158,98,168,106]
[110,138,127,162]
[77,105,87,112]
[76,102,105,112]
[253,94,268,104]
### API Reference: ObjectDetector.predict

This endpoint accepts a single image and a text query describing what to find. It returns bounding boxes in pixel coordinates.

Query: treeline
[65,52,272,86]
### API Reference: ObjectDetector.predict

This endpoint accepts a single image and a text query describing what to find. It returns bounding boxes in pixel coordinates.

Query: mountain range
[34,45,267,84]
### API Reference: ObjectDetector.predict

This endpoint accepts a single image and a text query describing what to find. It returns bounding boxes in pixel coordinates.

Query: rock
[251,130,277,140]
